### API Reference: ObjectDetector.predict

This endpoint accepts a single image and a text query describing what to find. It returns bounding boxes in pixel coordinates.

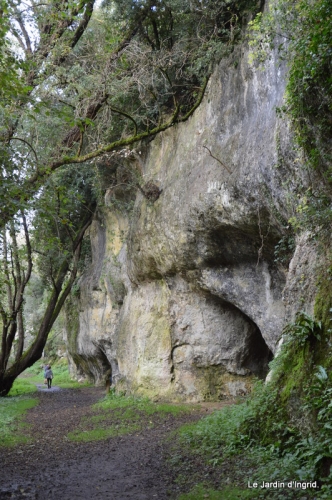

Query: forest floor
[0,386,231,500]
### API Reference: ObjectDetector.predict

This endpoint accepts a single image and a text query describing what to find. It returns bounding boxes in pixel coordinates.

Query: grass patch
[8,378,38,396]
[94,391,194,415]
[178,484,262,500]
[67,390,196,443]
[67,422,140,442]
[0,396,39,447]
[50,358,91,389]
[177,400,257,464]
[53,365,90,389]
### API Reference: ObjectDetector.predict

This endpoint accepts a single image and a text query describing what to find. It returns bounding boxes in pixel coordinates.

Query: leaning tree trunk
[0,213,93,396]
[0,268,66,396]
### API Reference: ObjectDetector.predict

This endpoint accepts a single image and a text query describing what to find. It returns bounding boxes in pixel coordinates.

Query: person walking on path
[43,364,50,385]
[45,365,54,389]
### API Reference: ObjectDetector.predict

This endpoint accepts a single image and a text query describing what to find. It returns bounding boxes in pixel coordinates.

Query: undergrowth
[175,313,332,499]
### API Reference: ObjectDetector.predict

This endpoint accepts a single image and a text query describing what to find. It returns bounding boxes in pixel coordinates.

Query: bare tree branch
[14,10,32,55]
[10,25,27,52]
[11,137,39,165]
[109,106,138,137]
[21,211,33,289]
[203,145,232,174]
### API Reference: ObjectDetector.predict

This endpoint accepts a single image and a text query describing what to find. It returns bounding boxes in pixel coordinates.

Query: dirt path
[0,387,222,500]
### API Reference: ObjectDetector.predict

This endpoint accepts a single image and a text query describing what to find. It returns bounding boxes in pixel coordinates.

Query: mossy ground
[314,269,332,369]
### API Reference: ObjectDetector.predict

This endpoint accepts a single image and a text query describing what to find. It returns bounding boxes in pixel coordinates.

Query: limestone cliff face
[65,45,319,401]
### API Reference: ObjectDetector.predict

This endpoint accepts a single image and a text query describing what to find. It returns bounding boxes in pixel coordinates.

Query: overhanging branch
[0,76,209,229]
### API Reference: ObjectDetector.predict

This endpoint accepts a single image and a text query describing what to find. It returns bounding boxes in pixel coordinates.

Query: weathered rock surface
[65,44,320,401]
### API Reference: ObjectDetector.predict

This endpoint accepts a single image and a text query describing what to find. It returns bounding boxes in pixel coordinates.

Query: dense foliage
[179,314,332,498]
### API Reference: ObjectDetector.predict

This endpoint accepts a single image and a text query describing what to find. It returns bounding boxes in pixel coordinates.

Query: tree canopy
[0,0,259,226]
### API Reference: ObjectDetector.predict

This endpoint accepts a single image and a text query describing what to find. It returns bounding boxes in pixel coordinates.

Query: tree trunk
[0,213,93,396]
[0,375,16,397]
